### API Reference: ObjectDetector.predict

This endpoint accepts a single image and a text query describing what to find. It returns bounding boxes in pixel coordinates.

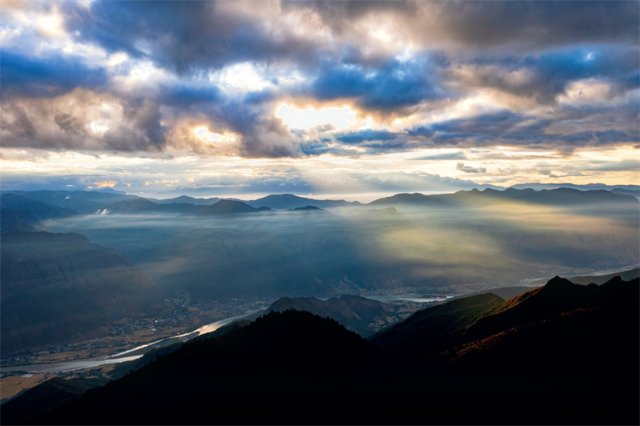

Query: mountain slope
[372,292,504,354]
[1,226,163,354]
[461,275,639,347]
[0,193,77,220]
[4,190,137,214]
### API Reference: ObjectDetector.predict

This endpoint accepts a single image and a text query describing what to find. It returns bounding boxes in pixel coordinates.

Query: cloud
[413,151,467,161]
[452,45,639,104]
[310,58,444,110]
[456,162,487,174]
[0,50,108,98]
[409,108,638,149]
[298,0,638,52]
[0,88,167,152]
[62,0,319,73]
[336,130,397,144]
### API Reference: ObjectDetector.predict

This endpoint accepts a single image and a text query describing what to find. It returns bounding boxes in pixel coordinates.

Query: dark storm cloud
[62,0,318,73]
[410,110,638,148]
[457,45,640,103]
[294,0,638,50]
[427,0,638,49]
[311,58,444,110]
[0,50,108,98]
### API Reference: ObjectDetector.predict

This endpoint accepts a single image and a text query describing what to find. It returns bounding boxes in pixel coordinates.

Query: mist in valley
[42,200,639,302]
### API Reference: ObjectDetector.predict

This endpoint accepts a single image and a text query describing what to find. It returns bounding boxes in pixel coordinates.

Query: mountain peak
[545,276,575,289]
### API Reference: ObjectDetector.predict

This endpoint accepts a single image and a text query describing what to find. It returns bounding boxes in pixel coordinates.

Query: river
[0,312,256,374]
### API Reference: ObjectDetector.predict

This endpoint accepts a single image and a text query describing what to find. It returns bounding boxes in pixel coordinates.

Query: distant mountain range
[7,274,637,424]
[370,187,638,207]
[511,182,640,197]
[2,186,636,220]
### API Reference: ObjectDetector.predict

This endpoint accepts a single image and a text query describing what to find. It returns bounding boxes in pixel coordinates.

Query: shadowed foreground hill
[21,277,640,424]
[1,223,163,355]
[372,292,504,356]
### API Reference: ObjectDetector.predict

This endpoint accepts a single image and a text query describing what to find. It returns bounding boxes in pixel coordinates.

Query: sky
[0,0,638,198]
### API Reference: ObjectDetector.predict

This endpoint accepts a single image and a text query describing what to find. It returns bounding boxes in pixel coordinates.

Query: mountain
[38,311,380,425]
[197,199,264,214]
[248,193,358,209]
[511,182,640,194]
[372,293,504,355]
[1,225,163,355]
[462,275,638,343]
[266,294,394,337]
[20,275,640,424]
[0,193,77,220]
[3,190,136,214]
[0,207,39,230]
[369,187,639,207]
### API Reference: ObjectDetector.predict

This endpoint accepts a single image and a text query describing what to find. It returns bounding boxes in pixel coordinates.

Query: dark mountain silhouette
[0,193,77,220]
[369,187,638,207]
[266,294,394,336]
[248,193,358,209]
[1,225,163,355]
[0,377,105,425]
[18,276,638,425]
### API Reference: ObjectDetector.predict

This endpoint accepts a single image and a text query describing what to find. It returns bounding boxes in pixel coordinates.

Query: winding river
[0,312,255,374]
